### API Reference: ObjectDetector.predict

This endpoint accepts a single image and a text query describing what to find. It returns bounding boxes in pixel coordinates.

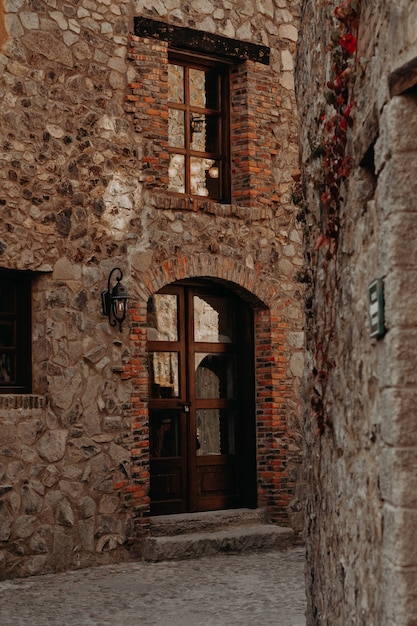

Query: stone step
[149,508,267,537]
[142,509,295,562]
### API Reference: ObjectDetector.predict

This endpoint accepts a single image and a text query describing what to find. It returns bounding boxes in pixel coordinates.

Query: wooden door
[148,282,256,515]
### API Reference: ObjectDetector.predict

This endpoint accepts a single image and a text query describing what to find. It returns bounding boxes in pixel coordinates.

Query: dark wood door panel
[150,460,185,515]
[148,282,255,515]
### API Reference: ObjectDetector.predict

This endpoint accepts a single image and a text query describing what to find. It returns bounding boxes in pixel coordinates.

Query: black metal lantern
[101,268,130,332]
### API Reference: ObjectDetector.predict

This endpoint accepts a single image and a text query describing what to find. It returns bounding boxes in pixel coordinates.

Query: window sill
[0,394,48,410]
[146,191,274,221]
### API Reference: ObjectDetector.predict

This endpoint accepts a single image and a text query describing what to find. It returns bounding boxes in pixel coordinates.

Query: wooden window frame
[0,270,32,394]
[167,51,231,203]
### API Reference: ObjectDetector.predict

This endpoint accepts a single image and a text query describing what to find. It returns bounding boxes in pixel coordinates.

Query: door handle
[179,402,191,413]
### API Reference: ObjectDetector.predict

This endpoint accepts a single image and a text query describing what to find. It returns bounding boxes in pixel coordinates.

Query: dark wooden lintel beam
[134,17,270,65]
[389,56,417,97]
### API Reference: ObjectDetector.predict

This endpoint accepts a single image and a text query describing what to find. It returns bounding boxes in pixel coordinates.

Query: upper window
[0,270,32,393]
[167,53,230,203]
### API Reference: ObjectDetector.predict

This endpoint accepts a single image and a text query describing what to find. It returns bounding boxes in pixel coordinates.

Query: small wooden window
[167,52,230,203]
[0,270,32,393]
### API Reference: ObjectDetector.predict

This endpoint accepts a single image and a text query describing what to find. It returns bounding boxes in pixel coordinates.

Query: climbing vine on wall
[309,0,360,434]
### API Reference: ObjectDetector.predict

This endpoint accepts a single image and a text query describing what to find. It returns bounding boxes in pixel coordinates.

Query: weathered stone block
[383,504,417,568]
[379,448,417,508]
[78,496,96,520]
[56,498,74,528]
[380,388,417,447]
[0,502,13,541]
[78,518,95,552]
[378,328,417,388]
[22,486,43,515]
[15,515,36,539]
[42,465,61,488]
[38,430,67,463]
[59,480,84,502]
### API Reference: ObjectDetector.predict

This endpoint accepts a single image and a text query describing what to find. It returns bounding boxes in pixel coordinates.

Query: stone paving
[0,547,306,626]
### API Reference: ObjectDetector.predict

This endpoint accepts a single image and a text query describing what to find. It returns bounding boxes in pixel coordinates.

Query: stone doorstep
[149,507,268,537]
[142,508,295,562]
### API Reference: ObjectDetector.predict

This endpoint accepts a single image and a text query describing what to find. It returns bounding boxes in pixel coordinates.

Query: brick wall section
[230,60,279,207]
[127,36,169,191]
[123,304,150,524]
[127,36,279,211]
[255,310,293,522]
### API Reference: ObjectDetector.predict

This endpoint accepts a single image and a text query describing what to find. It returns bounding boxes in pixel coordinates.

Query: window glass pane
[190,113,206,152]
[205,115,220,153]
[149,352,180,398]
[0,271,31,392]
[189,114,220,154]
[190,157,213,197]
[194,295,234,342]
[0,321,14,347]
[195,353,234,399]
[0,353,14,384]
[168,109,185,149]
[168,63,184,103]
[168,154,185,193]
[168,57,228,201]
[204,68,220,110]
[189,67,206,108]
[205,158,221,198]
[150,410,181,457]
[196,409,235,456]
[0,282,15,313]
[148,294,178,341]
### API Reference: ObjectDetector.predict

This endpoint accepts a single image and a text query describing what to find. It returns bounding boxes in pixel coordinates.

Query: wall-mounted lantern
[101,268,130,332]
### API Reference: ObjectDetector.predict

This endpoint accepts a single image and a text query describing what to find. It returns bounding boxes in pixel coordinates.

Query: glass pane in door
[196,409,236,456]
[149,351,180,398]
[195,353,234,399]
[147,294,178,341]
[194,295,234,342]
[150,410,181,458]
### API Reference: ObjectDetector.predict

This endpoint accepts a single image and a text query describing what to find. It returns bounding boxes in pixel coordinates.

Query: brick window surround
[127,18,280,211]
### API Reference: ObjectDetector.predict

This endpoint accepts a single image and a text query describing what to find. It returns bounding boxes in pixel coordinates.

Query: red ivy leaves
[316,0,359,251]
[311,0,360,432]
[340,33,357,54]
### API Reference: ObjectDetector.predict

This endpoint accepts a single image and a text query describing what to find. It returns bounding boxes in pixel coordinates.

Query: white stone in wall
[5,14,24,37]
[5,0,25,12]
[279,23,298,41]
[219,19,235,38]
[38,431,67,463]
[257,0,274,18]
[49,11,68,30]
[190,0,215,14]
[200,17,217,33]
[19,12,40,29]
[236,21,252,41]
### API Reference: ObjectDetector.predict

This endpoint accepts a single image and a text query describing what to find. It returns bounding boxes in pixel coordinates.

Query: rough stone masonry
[0,0,304,579]
[296,0,417,624]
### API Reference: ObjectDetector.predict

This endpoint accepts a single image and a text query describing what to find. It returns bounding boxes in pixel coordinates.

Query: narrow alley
[0,548,306,626]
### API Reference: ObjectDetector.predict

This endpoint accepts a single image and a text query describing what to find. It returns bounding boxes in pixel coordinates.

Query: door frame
[148,279,257,515]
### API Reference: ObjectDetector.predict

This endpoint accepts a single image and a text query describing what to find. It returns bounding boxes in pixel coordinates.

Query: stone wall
[296,0,417,623]
[0,0,304,578]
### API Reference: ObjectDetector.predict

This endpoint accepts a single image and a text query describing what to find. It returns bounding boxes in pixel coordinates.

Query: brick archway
[140,253,281,309]
[124,254,297,536]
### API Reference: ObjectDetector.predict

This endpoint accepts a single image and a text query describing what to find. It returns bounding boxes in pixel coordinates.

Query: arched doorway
[147,280,256,515]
